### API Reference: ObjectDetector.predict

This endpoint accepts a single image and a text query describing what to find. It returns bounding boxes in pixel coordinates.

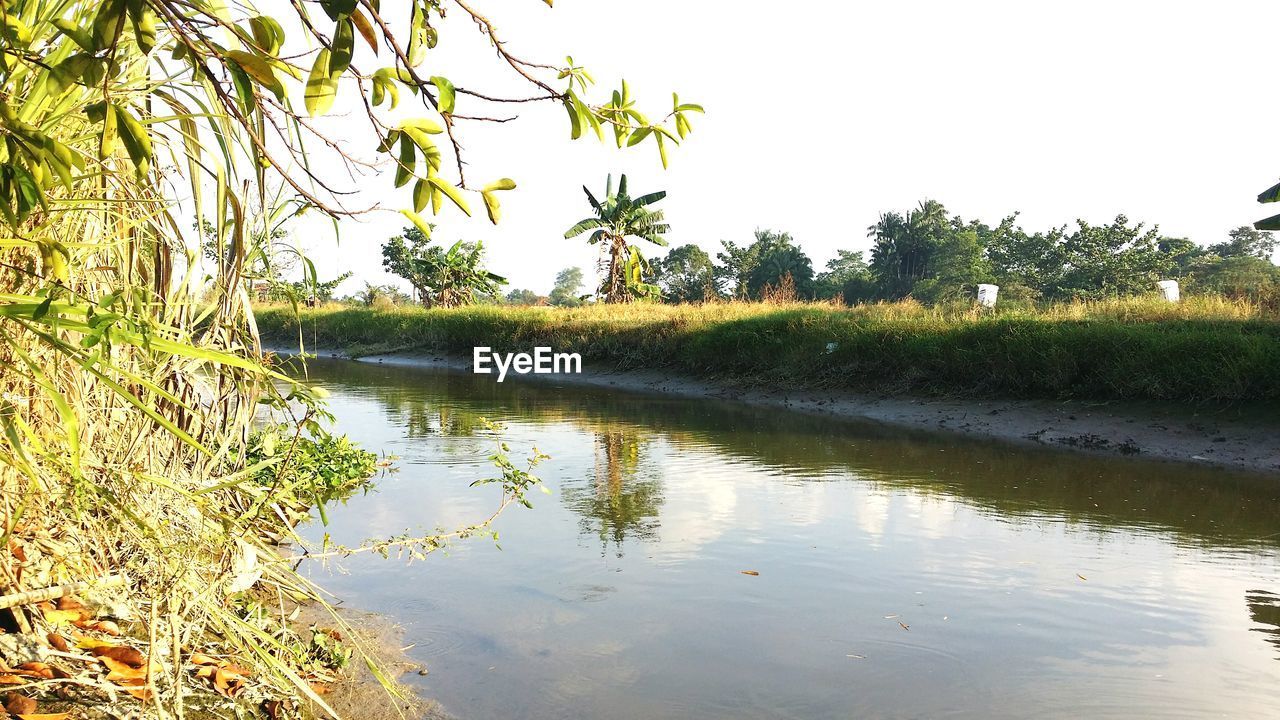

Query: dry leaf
[898,621,910,631]
[739,570,759,576]
[189,652,220,666]
[17,714,72,720]
[5,692,37,715]
[1076,573,1087,581]
[38,609,81,626]
[92,646,146,668]
[75,637,115,650]
[123,688,153,701]
[14,663,53,679]
[0,675,25,685]
[55,597,84,612]
[100,657,148,682]
[308,682,330,695]
[91,620,121,636]
[45,633,68,653]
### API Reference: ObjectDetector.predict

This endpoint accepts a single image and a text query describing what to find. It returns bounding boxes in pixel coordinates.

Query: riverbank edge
[277,346,1280,476]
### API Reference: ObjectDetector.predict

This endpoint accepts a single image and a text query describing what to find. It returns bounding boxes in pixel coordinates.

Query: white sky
[286,0,1280,296]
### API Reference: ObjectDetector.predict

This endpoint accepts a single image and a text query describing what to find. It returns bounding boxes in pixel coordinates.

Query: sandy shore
[284,347,1280,475]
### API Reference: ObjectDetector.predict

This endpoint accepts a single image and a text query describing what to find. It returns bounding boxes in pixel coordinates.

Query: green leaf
[99,103,118,159]
[249,16,285,55]
[372,69,400,109]
[428,176,470,216]
[398,118,444,134]
[91,0,127,50]
[429,76,455,114]
[626,126,652,147]
[394,135,415,188]
[52,19,95,53]
[48,54,96,95]
[320,0,358,20]
[225,50,286,101]
[400,209,433,238]
[330,18,354,75]
[412,178,430,212]
[483,178,516,192]
[305,49,339,116]
[115,106,152,176]
[127,0,156,54]
[1255,213,1280,231]
[481,192,501,224]
[407,2,429,67]
[1258,181,1280,205]
[564,98,582,140]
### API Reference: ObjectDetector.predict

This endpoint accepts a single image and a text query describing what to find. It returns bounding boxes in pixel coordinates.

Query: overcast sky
[288,0,1280,297]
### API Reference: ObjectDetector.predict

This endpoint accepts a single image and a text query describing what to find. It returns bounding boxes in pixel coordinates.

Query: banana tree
[564,174,669,302]
[414,240,507,308]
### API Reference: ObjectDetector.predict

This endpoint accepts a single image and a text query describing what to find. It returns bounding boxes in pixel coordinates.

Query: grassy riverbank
[257,297,1280,404]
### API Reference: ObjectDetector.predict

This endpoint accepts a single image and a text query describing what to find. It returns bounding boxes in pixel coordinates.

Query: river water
[295,358,1280,720]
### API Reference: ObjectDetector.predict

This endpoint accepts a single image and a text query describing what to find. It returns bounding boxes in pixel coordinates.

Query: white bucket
[977,284,999,308]
[1157,280,1180,303]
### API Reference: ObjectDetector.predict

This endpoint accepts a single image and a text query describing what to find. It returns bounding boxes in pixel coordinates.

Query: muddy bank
[281,348,1280,475]
[294,604,451,720]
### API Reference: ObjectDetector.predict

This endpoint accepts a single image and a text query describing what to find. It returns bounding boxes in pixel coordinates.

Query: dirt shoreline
[284,347,1280,475]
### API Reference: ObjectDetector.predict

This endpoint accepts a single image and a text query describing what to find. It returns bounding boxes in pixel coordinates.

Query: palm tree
[564,174,669,303]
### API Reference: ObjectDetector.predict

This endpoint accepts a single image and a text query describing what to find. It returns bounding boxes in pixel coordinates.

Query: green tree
[382,227,505,307]
[564,175,669,302]
[505,288,544,305]
[654,244,718,302]
[1051,216,1169,300]
[1211,226,1278,259]
[550,267,586,307]
[748,241,815,299]
[868,200,954,299]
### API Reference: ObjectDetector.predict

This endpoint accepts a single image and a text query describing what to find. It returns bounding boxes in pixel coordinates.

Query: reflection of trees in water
[1246,590,1280,659]
[561,430,664,556]
[383,396,489,439]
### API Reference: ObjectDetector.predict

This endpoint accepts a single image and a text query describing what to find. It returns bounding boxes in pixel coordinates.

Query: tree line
[356,193,1279,309]
[646,200,1279,306]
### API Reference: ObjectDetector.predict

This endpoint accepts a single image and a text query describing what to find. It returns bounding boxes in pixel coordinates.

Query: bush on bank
[256,297,1280,404]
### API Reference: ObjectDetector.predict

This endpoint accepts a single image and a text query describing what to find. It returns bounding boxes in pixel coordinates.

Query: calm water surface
[295,358,1280,720]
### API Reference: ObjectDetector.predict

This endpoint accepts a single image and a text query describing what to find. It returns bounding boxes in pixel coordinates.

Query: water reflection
[1246,590,1280,658]
[289,358,1280,719]
[561,430,664,555]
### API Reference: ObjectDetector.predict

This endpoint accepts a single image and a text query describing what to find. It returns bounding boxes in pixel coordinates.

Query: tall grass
[258,296,1280,404]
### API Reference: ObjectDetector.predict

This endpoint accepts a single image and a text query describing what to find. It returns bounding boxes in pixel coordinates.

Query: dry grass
[258,296,1280,404]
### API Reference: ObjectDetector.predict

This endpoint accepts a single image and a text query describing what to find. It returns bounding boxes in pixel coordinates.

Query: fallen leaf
[739,570,759,576]
[845,654,867,659]
[92,646,146,668]
[1076,573,1087,581]
[38,609,81,626]
[189,652,220,666]
[5,692,36,715]
[898,622,910,631]
[123,688,152,701]
[17,714,72,720]
[91,620,121,636]
[308,682,330,695]
[14,663,53,679]
[55,597,84,612]
[100,657,147,682]
[74,636,116,650]
[45,634,68,653]
[0,675,24,685]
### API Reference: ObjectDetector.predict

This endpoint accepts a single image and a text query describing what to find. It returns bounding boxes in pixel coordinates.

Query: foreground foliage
[0,0,687,714]
[259,297,1280,404]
